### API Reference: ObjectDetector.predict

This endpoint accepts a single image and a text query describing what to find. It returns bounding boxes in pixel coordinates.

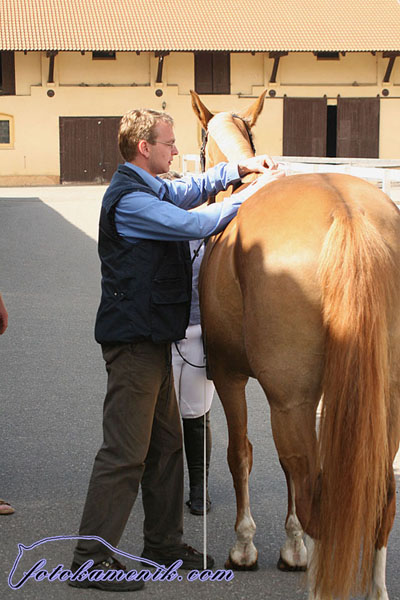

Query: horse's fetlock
[235,516,256,543]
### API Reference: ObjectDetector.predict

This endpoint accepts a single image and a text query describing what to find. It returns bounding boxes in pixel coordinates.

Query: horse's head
[190,89,267,175]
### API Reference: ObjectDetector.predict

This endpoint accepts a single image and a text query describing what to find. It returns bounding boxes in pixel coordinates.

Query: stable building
[0,0,400,185]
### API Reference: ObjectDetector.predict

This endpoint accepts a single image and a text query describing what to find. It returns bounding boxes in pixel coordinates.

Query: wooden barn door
[337,97,380,158]
[60,117,122,183]
[283,97,327,156]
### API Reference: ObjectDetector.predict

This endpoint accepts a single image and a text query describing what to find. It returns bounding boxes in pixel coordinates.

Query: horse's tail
[315,206,394,598]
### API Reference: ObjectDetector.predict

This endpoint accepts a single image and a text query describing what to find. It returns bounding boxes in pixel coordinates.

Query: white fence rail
[277,160,400,197]
[182,154,400,200]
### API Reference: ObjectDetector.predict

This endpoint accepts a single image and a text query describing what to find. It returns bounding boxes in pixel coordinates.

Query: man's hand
[0,294,8,335]
[237,168,286,202]
[237,155,279,178]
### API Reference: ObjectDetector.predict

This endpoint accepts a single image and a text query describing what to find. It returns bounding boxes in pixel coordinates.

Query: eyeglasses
[153,140,176,148]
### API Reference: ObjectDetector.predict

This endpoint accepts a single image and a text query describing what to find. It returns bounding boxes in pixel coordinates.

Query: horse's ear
[190,90,214,130]
[239,89,268,128]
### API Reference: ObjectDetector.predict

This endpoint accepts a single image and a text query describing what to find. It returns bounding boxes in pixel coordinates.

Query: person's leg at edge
[176,325,214,515]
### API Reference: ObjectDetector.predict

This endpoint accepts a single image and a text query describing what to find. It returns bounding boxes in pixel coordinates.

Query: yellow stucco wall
[280,52,378,85]
[231,53,264,95]
[1,50,399,184]
[57,51,152,86]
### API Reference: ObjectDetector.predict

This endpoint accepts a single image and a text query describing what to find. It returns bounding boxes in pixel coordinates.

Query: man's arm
[115,169,284,242]
[165,155,280,209]
[0,293,8,335]
[164,162,241,209]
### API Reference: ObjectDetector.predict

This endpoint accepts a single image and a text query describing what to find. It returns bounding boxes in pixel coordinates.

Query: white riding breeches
[172,324,215,419]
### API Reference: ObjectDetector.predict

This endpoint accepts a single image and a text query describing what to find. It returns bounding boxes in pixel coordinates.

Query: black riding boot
[182,411,212,515]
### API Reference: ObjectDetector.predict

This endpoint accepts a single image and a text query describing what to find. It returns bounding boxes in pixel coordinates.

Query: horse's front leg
[214,369,258,570]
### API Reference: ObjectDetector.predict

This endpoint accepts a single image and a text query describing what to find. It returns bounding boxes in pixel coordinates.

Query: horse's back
[238,172,399,259]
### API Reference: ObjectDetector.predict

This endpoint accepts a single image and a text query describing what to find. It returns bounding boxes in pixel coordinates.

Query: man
[70,108,283,592]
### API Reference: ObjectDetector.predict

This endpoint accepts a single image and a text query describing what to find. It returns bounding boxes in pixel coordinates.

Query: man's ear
[137,139,150,158]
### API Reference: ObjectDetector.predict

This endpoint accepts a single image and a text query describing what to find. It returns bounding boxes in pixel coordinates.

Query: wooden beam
[269,52,288,83]
[46,51,58,83]
[383,52,400,83]
[155,51,169,83]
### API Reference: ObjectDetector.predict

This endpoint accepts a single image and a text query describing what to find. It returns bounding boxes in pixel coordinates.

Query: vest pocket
[152,287,189,305]
[151,280,190,342]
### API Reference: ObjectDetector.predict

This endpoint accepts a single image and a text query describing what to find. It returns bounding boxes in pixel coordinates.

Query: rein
[174,239,207,369]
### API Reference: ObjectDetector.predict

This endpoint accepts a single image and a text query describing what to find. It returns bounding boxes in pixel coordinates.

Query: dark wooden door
[0,51,15,95]
[60,117,122,183]
[283,97,327,156]
[337,97,380,158]
[194,52,230,94]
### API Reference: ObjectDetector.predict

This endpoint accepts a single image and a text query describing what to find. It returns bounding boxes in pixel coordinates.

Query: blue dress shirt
[114,162,250,242]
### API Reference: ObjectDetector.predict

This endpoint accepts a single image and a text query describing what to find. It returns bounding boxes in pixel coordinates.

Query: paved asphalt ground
[0,183,400,600]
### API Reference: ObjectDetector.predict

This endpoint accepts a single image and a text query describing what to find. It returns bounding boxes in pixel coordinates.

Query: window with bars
[0,120,10,144]
[315,52,340,61]
[0,116,13,147]
[92,51,116,60]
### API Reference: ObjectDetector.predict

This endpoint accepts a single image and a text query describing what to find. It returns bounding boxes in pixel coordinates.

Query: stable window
[315,52,340,61]
[92,51,116,60]
[0,52,16,95]
[0,115,14,148]
[194,52,230,94]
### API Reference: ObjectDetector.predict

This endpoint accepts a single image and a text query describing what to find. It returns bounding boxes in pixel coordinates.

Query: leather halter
[200,114,256,173]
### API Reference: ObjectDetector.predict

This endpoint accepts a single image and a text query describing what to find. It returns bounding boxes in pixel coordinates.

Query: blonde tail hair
[315,208,393,598]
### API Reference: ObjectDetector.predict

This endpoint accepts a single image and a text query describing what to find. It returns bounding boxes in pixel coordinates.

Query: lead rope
[178,239,209,565]
[173,240,206,368]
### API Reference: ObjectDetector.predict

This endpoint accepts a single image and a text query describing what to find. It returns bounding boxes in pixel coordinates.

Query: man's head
[119,109,178,176]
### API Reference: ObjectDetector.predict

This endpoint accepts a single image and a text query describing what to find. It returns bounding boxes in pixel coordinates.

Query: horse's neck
[208,114,254,164]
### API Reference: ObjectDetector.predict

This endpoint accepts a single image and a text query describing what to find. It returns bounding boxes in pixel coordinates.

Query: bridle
[200,113,256,173]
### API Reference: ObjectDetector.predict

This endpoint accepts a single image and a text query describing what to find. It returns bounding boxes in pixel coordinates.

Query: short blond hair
[118,109,174,161]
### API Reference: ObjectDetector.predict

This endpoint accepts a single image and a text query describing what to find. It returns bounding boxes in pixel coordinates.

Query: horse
[190,89,400,600]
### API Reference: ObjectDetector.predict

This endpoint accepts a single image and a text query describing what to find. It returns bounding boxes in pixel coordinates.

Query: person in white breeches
[172,240,215,514]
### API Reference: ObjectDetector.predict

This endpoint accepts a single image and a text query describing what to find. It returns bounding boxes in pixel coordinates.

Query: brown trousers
[73,341,184,565]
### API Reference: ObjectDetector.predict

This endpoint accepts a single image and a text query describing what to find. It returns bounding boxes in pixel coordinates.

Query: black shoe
[141,543,214,570]
[68,556,145,592]
[186,484,211,515]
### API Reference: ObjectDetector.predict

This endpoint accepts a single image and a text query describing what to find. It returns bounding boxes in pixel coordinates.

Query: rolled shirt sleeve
[162,162,241,209]
[114,162,249,242]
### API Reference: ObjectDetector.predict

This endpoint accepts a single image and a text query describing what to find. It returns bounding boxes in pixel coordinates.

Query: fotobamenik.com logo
[8,535,234,589]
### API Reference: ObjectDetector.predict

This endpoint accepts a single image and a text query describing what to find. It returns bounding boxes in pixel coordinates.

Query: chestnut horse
[190,89,400,600]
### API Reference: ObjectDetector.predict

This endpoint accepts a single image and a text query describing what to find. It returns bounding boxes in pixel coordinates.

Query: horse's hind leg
[212,366,258,570]
[367,438,399,598]
[267,398,319,572]
[277,463,308,572]
[364,463,396,600]
[257,354,321,572]
[367,349,400,600]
